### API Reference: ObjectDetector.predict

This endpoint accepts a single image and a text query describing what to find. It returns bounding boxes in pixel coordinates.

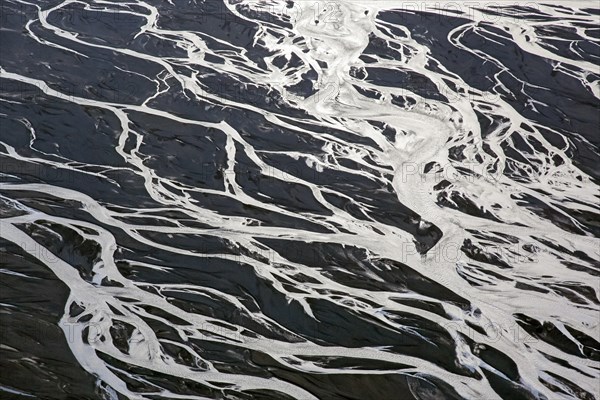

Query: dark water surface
[1,1,599,399]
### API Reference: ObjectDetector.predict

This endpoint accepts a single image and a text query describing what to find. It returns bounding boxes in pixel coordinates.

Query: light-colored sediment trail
[1,1,598,399]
